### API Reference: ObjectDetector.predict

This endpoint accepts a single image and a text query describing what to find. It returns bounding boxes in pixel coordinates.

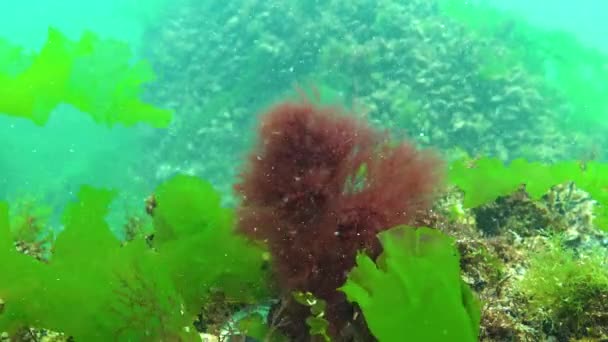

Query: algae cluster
[0,28,171,127]
[142,0,602,173]
[342,227,480,342]
[3,0,608,341]
[0,176,269,341]
[440,0,608,132]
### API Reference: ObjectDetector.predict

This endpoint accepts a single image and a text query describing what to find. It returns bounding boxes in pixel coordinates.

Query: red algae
[234,99,444,337]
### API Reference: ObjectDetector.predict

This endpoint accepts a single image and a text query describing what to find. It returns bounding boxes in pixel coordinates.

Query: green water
[1,0,608,340]
[0,0,166,224]
[0,0,158,47]
[1,0,607,216]
[489,0,608,53]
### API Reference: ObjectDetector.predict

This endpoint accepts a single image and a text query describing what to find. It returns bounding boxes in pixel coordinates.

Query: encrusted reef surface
[435,184,608,341]
[133,1,608,340]
[140,0,594,201]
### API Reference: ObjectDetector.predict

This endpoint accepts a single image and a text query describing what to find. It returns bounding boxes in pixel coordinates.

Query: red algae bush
[234,100,444,337]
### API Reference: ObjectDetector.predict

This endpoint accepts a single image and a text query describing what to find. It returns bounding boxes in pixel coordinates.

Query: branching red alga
[235,99,444,338]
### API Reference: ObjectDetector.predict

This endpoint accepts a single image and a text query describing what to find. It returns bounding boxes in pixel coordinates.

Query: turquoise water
[1,0,607,213]
[490,0,608,53]
[0,0,157,47]
[1,1,608,340]
[0,0,167,224]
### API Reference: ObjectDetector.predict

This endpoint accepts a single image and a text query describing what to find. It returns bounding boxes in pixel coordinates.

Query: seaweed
[0,28,172,127]
[439,0,608,131]
[516,235,608,339]
[7,197,54,260]
[152,175,271,315]
[0,176,269,340]
[449,157,608,230]
[234,99,443,336]
[341,226,481,342]
[0,187,189,341]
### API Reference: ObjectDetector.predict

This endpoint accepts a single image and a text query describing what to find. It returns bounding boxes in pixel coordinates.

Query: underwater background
[1,0,608,341]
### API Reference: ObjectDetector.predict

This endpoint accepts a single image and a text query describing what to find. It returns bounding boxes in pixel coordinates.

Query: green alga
[0,28,172,127]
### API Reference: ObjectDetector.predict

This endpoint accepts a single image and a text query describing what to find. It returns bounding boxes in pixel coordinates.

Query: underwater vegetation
[7,197,53,261]
[0,27,171,127]
[0,78,478,341]
[440,0,608,132]
[449,157,608,230]
[234,100,442,337]
[3,1,608,340]
[0,178,269,341]
[0,24,478,339]
[4,77,608,340]
[342,226,481,341]
[142,0,608,174]
[516,235,608,339]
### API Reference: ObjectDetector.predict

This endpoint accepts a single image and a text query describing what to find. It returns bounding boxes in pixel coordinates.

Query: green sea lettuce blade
[341,226,480,342]
[152,175,271,314]
[0,27,172,127]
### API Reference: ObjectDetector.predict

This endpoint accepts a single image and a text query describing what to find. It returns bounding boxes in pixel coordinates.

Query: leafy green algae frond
[341,226,480,342]
[448,158,581,208]
[0,187,192,341]
[0,202,49,334]
[0,176,269,340]
[449,157,608,230]
[152,175,271,314]
[0,28,172,127]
